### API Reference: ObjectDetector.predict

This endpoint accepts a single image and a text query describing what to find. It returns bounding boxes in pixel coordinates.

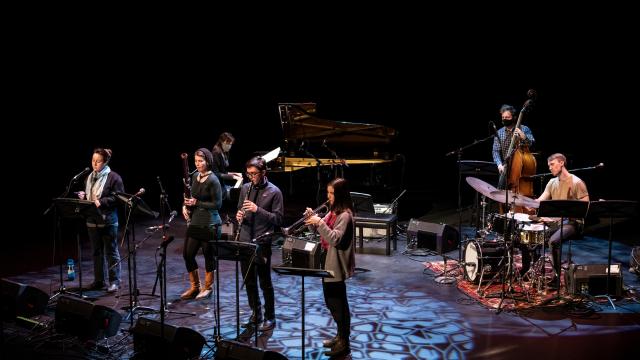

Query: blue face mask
[222,143,232,152]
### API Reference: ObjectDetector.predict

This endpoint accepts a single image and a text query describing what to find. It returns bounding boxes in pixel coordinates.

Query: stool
[354,213,397,256]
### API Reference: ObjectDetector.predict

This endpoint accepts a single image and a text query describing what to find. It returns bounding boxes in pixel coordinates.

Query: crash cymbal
[489,190,539,209]
[465,177,498,199]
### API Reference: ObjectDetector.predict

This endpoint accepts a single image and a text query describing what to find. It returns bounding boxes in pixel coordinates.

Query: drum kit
[464,177,557,296]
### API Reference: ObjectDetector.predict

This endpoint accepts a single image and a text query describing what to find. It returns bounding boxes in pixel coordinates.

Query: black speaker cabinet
[565,263,623,296]
[407,220,459,254]
[1,278,48,321]
[282,236,322,269]
[132,317,205,359]
[55,295,122,339]
[216,339,288,360]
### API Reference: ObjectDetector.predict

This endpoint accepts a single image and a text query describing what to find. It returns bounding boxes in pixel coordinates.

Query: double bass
[497,90,537,214]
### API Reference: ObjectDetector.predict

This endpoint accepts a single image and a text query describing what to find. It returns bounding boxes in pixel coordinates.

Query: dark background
[3,28,639,277]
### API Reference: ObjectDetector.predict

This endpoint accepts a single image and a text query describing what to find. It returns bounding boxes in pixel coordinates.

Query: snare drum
[463,240,507,283]
[519,223,548,246]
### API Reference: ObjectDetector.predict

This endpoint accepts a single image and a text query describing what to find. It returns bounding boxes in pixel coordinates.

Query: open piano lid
[278,102,397,148]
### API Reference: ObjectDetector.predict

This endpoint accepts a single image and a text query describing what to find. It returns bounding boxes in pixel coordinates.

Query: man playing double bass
[492,103,537,213]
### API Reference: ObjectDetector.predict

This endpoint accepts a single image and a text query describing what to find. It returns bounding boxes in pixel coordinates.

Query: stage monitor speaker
[407,219,459,254]
[55,295,122,339]
[564,263,624,296]
[282,236,322,269]
[1,278,48,321]
[132,317,205,359]
[216,339,288,360]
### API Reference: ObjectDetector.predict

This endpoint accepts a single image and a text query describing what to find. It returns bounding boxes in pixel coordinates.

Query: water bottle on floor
[67,258,75,281]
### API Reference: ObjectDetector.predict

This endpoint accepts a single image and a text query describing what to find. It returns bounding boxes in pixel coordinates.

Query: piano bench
[354,213,398,256]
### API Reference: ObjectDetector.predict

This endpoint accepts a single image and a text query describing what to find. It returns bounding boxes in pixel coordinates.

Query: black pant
[183,226,220,273]
[322,280,350,339]
[241,246,275,320]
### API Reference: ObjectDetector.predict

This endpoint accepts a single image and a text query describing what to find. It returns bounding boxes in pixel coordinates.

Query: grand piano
[274,102,398,172]
[271,103,402,200]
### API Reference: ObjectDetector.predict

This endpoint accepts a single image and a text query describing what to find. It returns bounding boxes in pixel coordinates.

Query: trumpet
[282,200,330,236]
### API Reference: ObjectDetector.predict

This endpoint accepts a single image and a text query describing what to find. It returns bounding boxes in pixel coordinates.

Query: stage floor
[3,217,640,359]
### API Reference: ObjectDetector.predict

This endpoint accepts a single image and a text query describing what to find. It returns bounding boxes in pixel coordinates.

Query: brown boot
[180,270,201,300]
[196,271,214,300]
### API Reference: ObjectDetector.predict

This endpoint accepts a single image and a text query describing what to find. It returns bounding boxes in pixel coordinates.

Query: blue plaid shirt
[492,125,535,167]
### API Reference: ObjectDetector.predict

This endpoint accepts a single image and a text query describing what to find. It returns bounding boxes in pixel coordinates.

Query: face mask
[222,143,232,152]
[502,119,514,126]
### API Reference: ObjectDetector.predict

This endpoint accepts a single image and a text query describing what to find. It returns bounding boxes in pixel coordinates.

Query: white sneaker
[107,283,119,293]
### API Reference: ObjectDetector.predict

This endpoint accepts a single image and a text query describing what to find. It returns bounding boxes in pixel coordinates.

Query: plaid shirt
[492,125,535,166]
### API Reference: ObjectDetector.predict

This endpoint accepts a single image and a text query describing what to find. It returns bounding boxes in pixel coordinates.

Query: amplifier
[407,219,459,254]
[564,263,623,296]
[282,236,322,269]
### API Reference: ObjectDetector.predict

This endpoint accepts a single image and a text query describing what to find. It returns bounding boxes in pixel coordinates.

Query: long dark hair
[329,178,352,215]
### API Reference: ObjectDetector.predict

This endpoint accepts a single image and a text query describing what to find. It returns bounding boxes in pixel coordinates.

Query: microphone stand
[155,177,196,327]
[322,140,348,179]
[303,147,323,206]
[445,133,495,266]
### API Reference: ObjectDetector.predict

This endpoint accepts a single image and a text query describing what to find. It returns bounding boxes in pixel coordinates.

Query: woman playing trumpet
[304,177,355,358]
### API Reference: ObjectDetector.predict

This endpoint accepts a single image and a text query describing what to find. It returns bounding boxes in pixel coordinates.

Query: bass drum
[463,240,507,283]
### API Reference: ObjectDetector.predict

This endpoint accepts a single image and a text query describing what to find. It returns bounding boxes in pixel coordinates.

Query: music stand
[537,200,589,297]
[53,198,103,299]
[272,265,334,359]
[586,200,638,308]
[213,240,258,344]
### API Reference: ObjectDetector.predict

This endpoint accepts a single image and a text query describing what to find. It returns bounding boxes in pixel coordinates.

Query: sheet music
[262,147,281,163]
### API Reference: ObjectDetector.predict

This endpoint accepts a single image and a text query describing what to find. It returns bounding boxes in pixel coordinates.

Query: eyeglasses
[246,172,261,178]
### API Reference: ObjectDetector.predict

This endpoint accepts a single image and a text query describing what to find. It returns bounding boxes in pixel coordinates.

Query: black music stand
[272,265,333,359]
[112,193,158,324]
[537,200,589,297]
[587,200,638,308]
[52,198,102,299]
[213,240,258,344]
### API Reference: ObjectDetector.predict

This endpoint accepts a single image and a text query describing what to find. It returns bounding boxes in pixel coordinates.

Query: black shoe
[322,335,339,348]
[324,338,350,357]
[258,319,275,331]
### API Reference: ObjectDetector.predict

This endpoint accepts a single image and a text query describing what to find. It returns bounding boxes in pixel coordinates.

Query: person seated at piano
[235,156,283,332]
[492,104,536,177]
[212,132,243,197]
[305,178,355,358]
[524,153,589,288]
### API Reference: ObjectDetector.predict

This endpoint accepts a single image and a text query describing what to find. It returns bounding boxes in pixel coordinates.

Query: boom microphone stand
[445,129,495,266]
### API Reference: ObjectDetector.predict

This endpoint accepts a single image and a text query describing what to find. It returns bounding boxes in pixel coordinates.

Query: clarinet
[180,152,192,225]
[234,183,253,241]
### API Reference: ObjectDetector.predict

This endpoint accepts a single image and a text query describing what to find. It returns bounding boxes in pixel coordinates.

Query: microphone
[71,167,91,181]
[133,188,145,197]
[252,232,273,243]
[157,235,175,250]
[596,162,604,168]
[298,141,305,151]
[146,210,177,232]
[322,138,327,148]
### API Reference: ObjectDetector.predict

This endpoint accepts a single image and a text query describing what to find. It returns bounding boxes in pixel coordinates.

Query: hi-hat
[489,190,539,209]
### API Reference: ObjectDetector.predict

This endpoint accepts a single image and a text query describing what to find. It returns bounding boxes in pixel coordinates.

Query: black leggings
[323,280,351,339]
[183,226,220,273]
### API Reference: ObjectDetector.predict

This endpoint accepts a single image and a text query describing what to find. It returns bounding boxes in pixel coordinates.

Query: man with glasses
[235,156,284,334]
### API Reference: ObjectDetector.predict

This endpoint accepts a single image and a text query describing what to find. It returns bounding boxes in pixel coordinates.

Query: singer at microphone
[83,147,124,293]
